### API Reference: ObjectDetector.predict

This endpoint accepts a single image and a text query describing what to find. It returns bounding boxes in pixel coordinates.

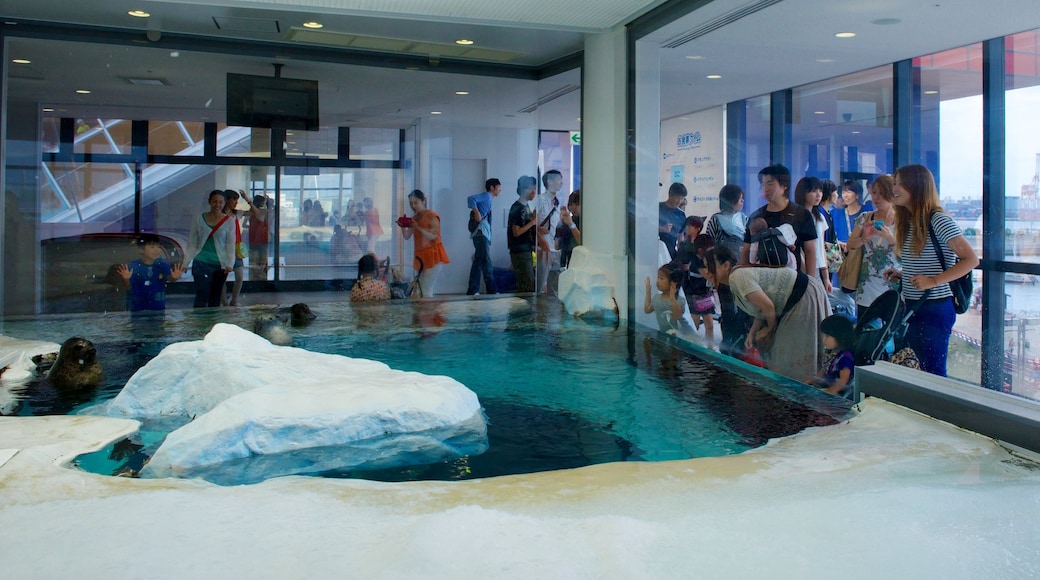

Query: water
[0,297,852,482]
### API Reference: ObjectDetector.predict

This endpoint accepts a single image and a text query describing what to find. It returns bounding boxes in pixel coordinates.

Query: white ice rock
[103,323,486,484]
[0,335,61,385]
[558,246,620,316]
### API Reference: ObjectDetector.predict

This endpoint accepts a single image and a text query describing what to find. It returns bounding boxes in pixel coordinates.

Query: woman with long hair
[886,165,978,376]
[398,189,449,297]
[704,245,829,381]
[845,175,900,319]
[794,176,832,293]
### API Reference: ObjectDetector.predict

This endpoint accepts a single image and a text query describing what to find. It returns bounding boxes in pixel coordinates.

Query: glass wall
[3,31,576,313]
[910,44,984,387]
[1002,30,1040,397]
[791,66,894,188]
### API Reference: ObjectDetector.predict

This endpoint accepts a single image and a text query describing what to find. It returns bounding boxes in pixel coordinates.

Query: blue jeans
[467,234,497,295]
[192,260,229,308]
[905,297,956,376]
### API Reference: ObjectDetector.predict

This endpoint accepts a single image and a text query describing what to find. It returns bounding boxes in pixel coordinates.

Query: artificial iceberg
[102,323,487,484]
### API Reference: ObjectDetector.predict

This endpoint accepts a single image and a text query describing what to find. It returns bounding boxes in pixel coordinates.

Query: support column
[582,27,630,317]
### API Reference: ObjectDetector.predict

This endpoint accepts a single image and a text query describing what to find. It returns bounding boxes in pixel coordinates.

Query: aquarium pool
[0,296,852,482]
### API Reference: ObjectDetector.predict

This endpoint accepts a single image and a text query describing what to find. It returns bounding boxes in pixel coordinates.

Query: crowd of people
[652,163,978,394]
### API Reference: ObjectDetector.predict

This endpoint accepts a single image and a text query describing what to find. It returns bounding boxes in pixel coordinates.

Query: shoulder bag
[836,211,871,292]
[927,214,972,314]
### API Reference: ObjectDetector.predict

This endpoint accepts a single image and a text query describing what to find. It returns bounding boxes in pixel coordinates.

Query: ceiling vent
[213,16,281,34]
[518,84,580,114]
[124,77,168,86]
[663,0,785,48]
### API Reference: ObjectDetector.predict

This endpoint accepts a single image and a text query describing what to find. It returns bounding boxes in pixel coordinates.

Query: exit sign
[570,132,581,145]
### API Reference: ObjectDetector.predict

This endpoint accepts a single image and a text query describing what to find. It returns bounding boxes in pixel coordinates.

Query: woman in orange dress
[399,189,449,297]
[363,196,383,252]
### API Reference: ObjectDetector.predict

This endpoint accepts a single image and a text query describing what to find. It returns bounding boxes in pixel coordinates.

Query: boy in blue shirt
[116,234,186,314]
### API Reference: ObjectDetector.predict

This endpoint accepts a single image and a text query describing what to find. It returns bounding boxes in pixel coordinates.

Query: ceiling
[3,0,1040,130]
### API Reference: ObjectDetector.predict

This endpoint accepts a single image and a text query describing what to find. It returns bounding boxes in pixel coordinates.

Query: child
[643,262,692,335]
[813,314,856,398]
[350,253,391,302]
[679,233,716,337]
[116,234,186,315]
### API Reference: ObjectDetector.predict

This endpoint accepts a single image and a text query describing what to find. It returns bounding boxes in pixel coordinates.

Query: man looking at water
[467,178,501,295]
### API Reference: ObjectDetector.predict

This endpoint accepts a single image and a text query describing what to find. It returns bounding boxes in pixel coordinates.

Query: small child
[350,253,391,302]
[813,314,856,398]
[117,233,186,315]
[644,262,692,335]
[679,233,716,337]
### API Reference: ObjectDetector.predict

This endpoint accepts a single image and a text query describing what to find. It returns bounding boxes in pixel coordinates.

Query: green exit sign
[570,132,581,145]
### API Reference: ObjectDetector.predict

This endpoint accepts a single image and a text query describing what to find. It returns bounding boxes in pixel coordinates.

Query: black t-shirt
[744,201,818,270]
[507,199,535,252]
[659,202,686,257]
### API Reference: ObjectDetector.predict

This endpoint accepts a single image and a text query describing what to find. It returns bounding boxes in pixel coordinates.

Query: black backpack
[468,212,480,233]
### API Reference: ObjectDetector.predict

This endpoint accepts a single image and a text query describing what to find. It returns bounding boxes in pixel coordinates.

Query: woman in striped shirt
[884,165,979,376]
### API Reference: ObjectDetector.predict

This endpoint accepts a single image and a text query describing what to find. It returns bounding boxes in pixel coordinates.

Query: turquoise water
[1,296,851,482]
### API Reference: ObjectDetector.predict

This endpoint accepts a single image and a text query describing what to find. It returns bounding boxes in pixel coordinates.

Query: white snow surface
[100,323,486,483]
[1,398,1038,578]
[0,335,61,415]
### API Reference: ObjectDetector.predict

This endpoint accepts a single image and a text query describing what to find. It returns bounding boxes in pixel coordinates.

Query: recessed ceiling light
[685,55,705,60]
[303,21,323,29]
[170,51,179,58]
[835,32,856,38]
[814,111,825,115]
[431,111,442,115]
[128,10,150,18]
[455,39,474,45]
[11,58,30,64]
[816,58,835,63]
[75,89,91,94]
[924,90,939,95]
[706,74,722,79]
[42,107,54,112]
[851,130,861,134]
[455,91,469,95]
[871,18,901,25]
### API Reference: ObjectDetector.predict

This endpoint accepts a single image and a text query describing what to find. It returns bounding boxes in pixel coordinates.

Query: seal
[253,314,293,346]
[47,337,102,391]
[289,303,316,326]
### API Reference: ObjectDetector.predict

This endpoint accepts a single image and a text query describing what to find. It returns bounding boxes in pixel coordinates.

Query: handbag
[825,242,844,274]
[692,294,715,313]
[927,214,973,314]
[836,211,871,291]
[467,212,480,234]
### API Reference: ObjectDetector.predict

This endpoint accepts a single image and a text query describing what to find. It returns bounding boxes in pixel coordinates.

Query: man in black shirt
[741,164,818,275]
[508,175,539,292]
[659,182,687,259]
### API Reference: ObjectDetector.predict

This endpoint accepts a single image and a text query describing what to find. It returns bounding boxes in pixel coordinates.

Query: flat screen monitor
[226,73,319,131]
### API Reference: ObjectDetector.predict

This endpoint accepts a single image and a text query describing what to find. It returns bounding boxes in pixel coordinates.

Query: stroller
[852,289,927,367]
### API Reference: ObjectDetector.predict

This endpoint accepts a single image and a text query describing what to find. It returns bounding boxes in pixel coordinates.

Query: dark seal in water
[47,337,102,391]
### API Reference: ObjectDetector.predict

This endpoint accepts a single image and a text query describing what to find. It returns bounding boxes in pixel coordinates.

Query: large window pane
[791,66,893,188]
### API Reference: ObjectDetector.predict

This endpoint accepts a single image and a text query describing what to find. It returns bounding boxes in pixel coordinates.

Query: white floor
[1,398,1038,579]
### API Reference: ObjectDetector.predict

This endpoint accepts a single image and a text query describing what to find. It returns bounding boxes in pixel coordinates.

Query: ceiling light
[816,58,835,63]
[814,111,825,115]
[75,89,91,94]
[706,74,722,79]
[455,91,469,95]
[303,21,323,29]
[455,39,474,45]
[851,130,861,134]
[924,90,939,95]
[42,107,54,112]
[170,51,179,58]
[128,10,150,18]
[685,55,705,60]
[431,111,442,115]
[834,32,856,38]
[11,58,30,64]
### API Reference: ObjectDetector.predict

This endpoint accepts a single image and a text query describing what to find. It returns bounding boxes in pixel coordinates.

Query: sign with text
[660,107,724,219]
